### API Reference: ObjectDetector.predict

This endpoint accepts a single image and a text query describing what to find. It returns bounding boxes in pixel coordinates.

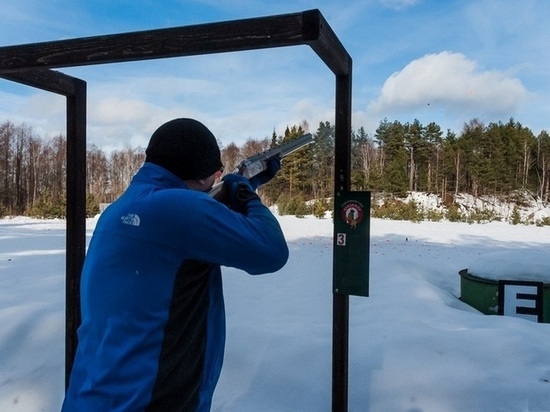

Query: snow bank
[467,249,550,283]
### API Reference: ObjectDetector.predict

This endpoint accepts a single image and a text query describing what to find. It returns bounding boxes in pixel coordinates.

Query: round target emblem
[341,200,364,229]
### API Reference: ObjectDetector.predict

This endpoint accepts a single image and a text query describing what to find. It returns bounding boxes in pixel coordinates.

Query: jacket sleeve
[155,190,289,275]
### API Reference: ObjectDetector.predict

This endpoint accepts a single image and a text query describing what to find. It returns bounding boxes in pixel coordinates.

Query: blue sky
[1,0,549,151]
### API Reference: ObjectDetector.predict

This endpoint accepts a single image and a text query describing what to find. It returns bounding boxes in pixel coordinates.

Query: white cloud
[367,51,529,124]
[89,97,152,125]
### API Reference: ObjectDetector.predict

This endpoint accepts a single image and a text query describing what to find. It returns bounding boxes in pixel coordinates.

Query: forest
[1,117,549,220]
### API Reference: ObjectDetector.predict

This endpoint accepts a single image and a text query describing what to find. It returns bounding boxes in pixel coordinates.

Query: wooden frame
[0,9,353,410]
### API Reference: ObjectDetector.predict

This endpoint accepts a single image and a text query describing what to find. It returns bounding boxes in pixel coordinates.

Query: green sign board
[333,191,370,297]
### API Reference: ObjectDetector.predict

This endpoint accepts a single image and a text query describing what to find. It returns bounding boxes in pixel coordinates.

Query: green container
[458,269,550,323]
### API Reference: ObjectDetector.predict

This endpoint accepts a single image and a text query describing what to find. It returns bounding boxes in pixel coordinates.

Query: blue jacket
[62,163,288,411]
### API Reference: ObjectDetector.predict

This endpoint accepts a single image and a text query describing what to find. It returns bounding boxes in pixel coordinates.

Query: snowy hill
[375,191,550,224]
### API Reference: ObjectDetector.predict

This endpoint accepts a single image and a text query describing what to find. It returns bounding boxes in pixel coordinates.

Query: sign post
[333,191,370,297]
[331,191,370,411]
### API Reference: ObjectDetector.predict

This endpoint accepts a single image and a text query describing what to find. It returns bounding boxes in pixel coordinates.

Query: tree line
[0,120,145,217]
[365,117,550,202]
[1,117,549,218]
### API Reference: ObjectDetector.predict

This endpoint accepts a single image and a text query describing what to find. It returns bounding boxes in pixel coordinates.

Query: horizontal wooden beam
[303,10,351,76]
[0,9,350,77]
[0,69,80,96]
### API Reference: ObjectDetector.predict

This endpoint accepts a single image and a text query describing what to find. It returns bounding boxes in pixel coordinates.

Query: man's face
[202,173,218,191]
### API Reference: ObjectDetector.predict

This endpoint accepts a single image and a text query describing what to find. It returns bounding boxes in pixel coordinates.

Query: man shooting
[62,118,289,411]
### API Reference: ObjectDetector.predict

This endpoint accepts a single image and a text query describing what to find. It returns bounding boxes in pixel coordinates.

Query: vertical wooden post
[332,69,352,411]
[65,78,87,387]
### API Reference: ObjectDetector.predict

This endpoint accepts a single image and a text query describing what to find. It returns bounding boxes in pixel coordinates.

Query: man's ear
[183,178,210,192]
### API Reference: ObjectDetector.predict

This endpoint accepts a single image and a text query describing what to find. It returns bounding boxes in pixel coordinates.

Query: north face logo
[121,213,140,227]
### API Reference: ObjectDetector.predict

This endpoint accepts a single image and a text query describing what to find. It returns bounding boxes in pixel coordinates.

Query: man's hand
[222,174,260,214]
[249,157,281,191]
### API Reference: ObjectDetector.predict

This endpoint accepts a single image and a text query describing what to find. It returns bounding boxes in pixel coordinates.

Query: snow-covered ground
[403,191,550,223]
[1,214,549,411]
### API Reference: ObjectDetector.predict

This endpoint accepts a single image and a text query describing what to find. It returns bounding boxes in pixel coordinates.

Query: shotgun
[208,133,313,199]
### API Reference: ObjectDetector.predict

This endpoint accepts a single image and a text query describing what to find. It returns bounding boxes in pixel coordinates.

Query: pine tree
[282,124,313,198]
[459,119,485,196]
[440,129,459,198]
[375,119,408,194]
[261,124,312,205]
[536,130,550,201]
[351,126,374,190]
[312,121,334,199]
[404,119,425,192]
[423,122,443,193]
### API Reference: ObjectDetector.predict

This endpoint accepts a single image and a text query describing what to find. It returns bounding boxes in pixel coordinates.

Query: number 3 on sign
[336,233,347,246]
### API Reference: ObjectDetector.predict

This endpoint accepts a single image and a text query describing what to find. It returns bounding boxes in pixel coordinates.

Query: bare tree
[108,146,144,197]
[220,142,241,174]
[241,137,270,158]
[87,144,109,202]
[0,121,15,213]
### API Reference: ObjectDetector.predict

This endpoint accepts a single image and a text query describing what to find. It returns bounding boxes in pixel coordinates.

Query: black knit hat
[145,118,223,180]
